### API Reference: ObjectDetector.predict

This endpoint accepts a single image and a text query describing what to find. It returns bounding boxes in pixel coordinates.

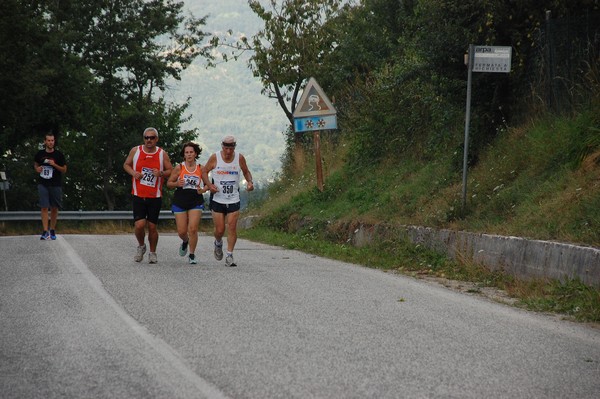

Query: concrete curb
[354,224,600,288]
[240,215,600,288]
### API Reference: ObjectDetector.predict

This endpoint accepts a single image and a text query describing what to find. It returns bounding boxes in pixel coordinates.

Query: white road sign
[293,77,336,118]
[472,46,512,73]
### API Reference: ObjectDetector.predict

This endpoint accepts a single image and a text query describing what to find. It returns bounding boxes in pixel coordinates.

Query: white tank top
[211,151,241,204]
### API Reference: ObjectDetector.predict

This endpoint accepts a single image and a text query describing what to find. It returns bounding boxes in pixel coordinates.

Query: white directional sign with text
[472,46,512,73]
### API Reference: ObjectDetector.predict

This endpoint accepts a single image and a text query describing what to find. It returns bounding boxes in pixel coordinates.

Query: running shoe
[225,254,237,267]
[214,240,223,261]
[134,244,146,262]
[50,229,57,240]
[179,240,188,256]
[40,231,50,240]
[188,253,197,264]
[149,252,158,264]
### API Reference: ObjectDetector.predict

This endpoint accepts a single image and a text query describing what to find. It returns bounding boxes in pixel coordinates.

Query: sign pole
[461,44,511,210]
[462,44,474,211]
[314,130,324,192]
[292,77,337,192]
[0,172,7,211]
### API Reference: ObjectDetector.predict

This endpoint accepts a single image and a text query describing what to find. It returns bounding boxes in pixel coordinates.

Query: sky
[163,0,288,183]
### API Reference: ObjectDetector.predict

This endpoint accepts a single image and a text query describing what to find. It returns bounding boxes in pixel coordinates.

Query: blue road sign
[294,115,337,133]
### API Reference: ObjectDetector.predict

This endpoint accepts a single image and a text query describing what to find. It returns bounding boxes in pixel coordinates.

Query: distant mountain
[164,0,288,182]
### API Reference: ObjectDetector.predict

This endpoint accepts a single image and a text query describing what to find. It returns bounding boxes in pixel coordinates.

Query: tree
[70,0,212,209]
[320,0,416,92]
[1,0,213,210]
[216,0,348,127]
[0,0,94,152]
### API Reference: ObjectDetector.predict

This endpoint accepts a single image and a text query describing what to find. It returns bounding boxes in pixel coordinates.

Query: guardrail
[0,210,212,221]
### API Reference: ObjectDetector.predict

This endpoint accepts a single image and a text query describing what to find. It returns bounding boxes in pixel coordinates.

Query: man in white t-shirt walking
[202,135,254,267]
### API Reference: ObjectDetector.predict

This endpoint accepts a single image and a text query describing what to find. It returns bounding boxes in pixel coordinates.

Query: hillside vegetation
[240,95,600,322]
[237,1,600,321]
[235,1,599,244]
[249,104,600,247]
[235,1,599,248]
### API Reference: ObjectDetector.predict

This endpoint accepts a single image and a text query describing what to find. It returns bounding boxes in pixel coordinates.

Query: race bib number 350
[219,180,236,198]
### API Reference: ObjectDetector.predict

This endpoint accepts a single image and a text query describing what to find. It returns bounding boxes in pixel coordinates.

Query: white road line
[58,236,230,399]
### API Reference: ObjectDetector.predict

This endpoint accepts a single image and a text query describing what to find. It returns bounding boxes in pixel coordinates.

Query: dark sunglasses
[222,142,236,148]
[144,136,157,140]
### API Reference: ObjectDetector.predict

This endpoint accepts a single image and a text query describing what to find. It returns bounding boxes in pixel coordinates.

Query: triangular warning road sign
[292,77,336,118]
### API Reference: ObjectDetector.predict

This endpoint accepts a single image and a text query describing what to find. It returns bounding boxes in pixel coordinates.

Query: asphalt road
[1,233,599,398]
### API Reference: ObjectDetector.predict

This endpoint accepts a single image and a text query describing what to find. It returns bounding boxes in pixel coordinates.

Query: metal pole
[545,10,558,112]
[0,172,7,211]
[462,44,474,210]
[314,130,324,192]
